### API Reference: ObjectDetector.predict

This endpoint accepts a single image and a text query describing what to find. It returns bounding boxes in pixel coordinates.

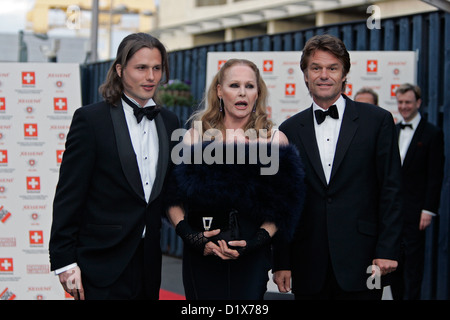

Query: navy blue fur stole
[165,142,305,241]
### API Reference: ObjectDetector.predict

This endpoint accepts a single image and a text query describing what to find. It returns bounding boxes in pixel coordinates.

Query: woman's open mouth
[235,101,248,109]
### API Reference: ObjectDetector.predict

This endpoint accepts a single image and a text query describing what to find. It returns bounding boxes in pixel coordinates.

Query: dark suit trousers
[390,223,426,300]
[84,240,147,300]
[295,259,383,300]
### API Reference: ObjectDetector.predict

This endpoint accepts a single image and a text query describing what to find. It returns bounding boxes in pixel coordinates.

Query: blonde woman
[166,59,305,300]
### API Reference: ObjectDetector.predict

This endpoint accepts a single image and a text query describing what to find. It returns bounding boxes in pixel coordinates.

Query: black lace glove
[175,220,209,254]
[236,228,271,257]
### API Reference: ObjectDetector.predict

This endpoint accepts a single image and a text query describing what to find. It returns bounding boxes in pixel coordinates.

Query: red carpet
[159,289,185,300]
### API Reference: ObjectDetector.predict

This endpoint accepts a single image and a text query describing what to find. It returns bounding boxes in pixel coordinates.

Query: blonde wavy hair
[190,59,273,138]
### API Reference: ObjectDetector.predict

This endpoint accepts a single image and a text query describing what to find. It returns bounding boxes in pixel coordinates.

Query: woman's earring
[252,101,257,113]
[219,97,223,112]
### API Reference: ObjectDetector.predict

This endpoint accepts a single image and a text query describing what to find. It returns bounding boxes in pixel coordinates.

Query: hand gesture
[58,266,85,300]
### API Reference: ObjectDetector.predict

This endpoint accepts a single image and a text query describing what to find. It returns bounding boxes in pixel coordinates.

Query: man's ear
[116,64,122,77]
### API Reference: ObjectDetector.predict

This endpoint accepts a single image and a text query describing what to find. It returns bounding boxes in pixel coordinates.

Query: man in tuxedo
[49,33,180,300]
[391,83,444,300]
[273,34,403,299]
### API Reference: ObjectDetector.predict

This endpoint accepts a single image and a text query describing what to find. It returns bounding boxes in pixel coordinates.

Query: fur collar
[166,142,305,241]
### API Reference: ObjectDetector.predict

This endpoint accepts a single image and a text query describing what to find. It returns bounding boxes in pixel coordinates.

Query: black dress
[166,142,305,300]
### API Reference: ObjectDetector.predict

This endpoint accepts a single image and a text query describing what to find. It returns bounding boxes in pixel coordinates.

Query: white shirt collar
[312,95,346,120]
[122,93,156,112]
[401,112,421,130]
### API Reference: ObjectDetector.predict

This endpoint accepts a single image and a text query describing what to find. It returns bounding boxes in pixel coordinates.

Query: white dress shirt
[398,112,421,165]
[122,94,159,202]
[313,95,345,184]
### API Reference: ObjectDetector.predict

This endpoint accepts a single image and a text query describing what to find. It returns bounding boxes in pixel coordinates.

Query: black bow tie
[314,105,339,124]
[122,94,160,123]
[399,123,413,130]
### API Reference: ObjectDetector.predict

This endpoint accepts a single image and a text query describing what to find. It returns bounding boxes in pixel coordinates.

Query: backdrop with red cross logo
[0,63,81,300]
[206,51,417,126]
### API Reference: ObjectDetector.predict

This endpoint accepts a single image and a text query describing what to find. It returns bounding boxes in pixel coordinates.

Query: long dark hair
[99,33,169,105]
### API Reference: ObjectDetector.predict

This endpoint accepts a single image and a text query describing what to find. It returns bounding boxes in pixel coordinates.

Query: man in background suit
[391,83,444,300]
[49,33,180,300]
[273,34,403,299]
[354,87,378,106]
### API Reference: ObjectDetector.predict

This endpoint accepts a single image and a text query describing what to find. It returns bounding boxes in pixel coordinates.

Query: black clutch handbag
[209,209,240,245]
[187,208,241,247]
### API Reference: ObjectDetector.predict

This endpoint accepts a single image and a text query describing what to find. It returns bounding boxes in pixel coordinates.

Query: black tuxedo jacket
[276,95,403,294]
[49,100,180,297]
[396,118,444,225]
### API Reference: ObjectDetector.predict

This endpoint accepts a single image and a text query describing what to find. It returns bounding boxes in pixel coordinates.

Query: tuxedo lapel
[396,124,401,138]
[110,102,145,201]
[299,107,328,186]
[402,118,425,169]
[330,97,358,183]
[148,112,169,204]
